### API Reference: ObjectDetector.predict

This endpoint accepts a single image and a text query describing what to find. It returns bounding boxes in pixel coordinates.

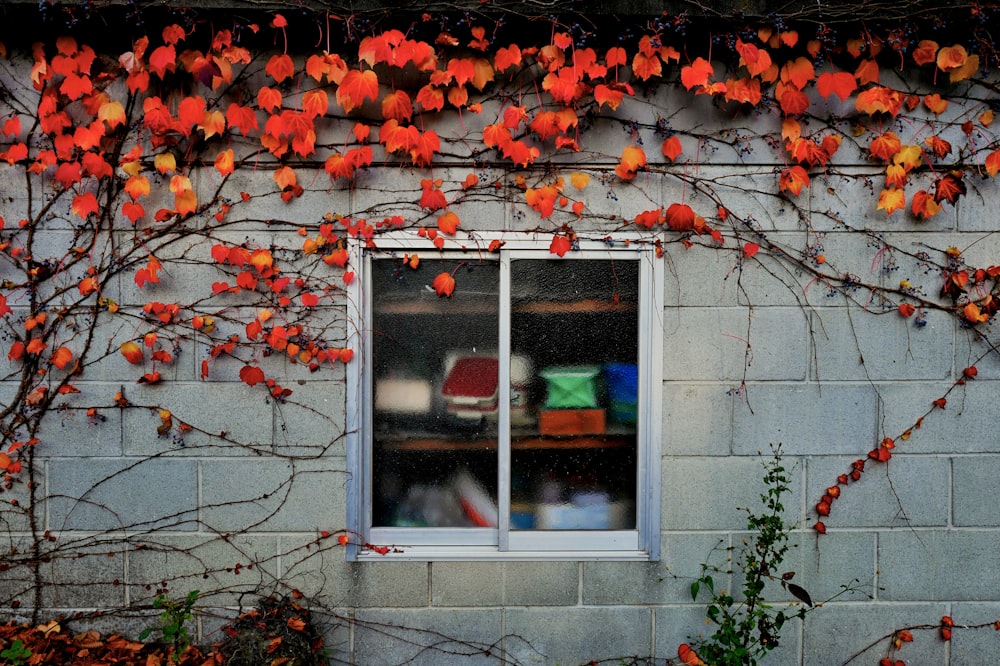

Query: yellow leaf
[570,172,590,190]
[154,152,176,175]
[877,187,905,216]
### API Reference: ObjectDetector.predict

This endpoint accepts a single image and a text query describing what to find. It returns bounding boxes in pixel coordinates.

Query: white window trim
[345,232,663,561]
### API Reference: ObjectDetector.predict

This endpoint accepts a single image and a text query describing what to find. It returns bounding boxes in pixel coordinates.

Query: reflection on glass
[510,259,639,530]
[370,258,499,527]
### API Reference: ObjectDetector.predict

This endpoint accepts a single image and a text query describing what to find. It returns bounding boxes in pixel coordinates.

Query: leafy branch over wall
[0,1,998,662]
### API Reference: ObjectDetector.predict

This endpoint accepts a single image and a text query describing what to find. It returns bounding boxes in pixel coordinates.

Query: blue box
[604,363,638,403]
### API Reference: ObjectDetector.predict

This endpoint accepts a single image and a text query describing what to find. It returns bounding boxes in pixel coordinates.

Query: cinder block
[503,561,579,606]
[653,605,724,662]
[35,380,124,457]
[323,560,428,608]
[810,307,954,381]
[879,530,1000,600]
[38,544,125,608]
[0,536,40,608]
[122,382,273,455]
[802,602,947,665]
[959,178,1000,231]
[203,167,352,230]
[270,535,356,601]
[877,381,1000,453]
[950,602,1000,664]
[954,456,1000,526]
[662,383,734,456]
[584,533,719,605]
[126,534,278,607]
[662,455,804,531]
[65,312,193,383]
[664,307,809,381]
[656,606,802,665]
[200,457,346,533]
[273,381,347,457]
[430,561,503,606]
[47,457,198,531]
[680,167,801,231]
[353,608,502,666]
[731,383,878,455]
[662,241,741,308]
[505,607,652,665]
[731,530,877,603]
[806,455,949,528]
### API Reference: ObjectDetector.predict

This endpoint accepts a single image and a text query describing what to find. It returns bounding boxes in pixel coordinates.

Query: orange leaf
[856,87,903,116]
[265,53,295,83]
[779,166,809,197]
[780,57,814,89]
[214,148,235,176]
[664,203,699,232]
[934,173,966,204]
[898,303,915,317]
[301,89,329,119]
[631,51,661,81]
[549,234,571,257]
[437,211,459,235]
[72,192,99,219]
[494,44,522,72]
[661,136,682,161]
[735,39,771,77]
[854,58,880,85]
[226,103,259,135]
[681,57,714,90]
[51,346,73,369]
[79,276,99,296]
[743,242,760,258]
[816,71,857,101]
[175,190,197,216]
[869,131,902,161]
[381,89,413,122]
[913,40,939,66]
[615,145,647,180]
[911,190,942,220]
[985,149,1000,177]
[274,165,297,190]
[877,188,905,215]
[432,272,455,297]
[337,69,379,113]
[148,44,176,78]
[678,643,705,666]
[924,94,948,115]
[120,341,143,364]
[240,365,266,386]
[937,44,968,72]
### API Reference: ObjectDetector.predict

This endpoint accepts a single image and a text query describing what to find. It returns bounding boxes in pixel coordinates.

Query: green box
[539,365,601,409]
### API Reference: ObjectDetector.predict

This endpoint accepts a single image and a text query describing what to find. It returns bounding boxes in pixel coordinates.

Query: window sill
[352,546,654,562]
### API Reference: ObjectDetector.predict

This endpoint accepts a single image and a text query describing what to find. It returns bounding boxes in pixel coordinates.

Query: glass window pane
[509,259,639,530]
[370,258,499,528]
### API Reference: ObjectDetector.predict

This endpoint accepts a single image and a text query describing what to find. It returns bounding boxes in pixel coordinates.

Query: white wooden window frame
[346,233,663,561]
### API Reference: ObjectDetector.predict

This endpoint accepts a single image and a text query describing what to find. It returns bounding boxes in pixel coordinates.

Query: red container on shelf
[538,408,606,435]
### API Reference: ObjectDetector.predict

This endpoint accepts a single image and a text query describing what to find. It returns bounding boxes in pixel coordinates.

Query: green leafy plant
[0,639,32,666]
[139,589,199,663]
[685,445,813,666]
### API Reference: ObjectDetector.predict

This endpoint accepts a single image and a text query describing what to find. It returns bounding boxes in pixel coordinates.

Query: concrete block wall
[0,27,998,666]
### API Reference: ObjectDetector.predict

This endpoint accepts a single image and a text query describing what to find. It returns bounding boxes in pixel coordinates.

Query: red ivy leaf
[549,234,571,257]
[239,365,266,387]
[432,272,455,297]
